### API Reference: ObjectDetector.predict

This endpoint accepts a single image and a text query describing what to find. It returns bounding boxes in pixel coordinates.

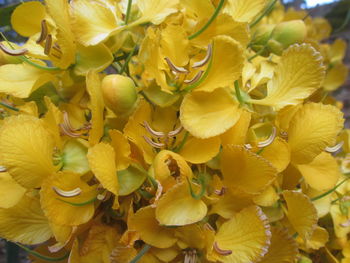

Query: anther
[0,166,6,172]
[213,242,232,255]
[52,186,82,197]
[164,57,189,74]
[52,43,62,53]
[44,34,52,55]
[143,121,166,138]
[340,219,350,228]
[184,70,204,84]
[257,127,277,148]
[59,123,85,138]
[214,187,226,196]
[168,125,183,137]
[143,136,165,148]
[326,141,344,153]
[0,42,28,56]
[36,20,48,44]
[192,44,213,68]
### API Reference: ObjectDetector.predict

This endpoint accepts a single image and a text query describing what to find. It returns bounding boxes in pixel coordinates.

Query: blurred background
[0,0,349,262]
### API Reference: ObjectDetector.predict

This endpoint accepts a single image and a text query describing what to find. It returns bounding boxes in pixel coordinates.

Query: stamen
[168,125,183,137]
[164,57,189,74]
[62,111,75,131]
[59,123,86,138]
[44,34,52,55]
[340,219,350,228]
[143,121,166,138]
[52,43,62,53]
[52,186,82,197]
[192,44,213,68]
[36,20,48,44]
[326,141,344,153]
[244,144,253,150]
[183,250,197,263]
[151,180,163,208]
[214,187,226,196]
[204,223,214,231]
[0,166,6,172]
[143,136,165,148]
[0,42,28,56]
[184,70,204,84]
[257,127,277,148]
[213,242,232,256]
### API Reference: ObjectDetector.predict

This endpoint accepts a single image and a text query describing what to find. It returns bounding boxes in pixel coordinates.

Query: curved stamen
[143,136,165,148]
[164,57,189,74]
[192,44,213,68]
[326,141,344,153]
[214,187,226,196]
[62,111,75,131]
[184,70,204,85]
[52,186,82,197]
[213,242,232,256]
[168,125,183,137]
[340,219,350,228]
[0,166,6,172]
[244,143,253,150]
[52,43,62,53]
[36,20,48,44]
[0,42,28,56]
[59,123,85,138]
[143,121,166,138]
[44,34,52,55]
[257,127,277,148]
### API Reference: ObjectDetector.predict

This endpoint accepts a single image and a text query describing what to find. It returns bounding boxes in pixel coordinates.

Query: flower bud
[268,20,307,55]
[101,74,138,116]
[251,24,275,56]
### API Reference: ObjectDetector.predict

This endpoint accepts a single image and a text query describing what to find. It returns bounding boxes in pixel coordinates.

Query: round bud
[101,74,138,116]
[268,20,307,55]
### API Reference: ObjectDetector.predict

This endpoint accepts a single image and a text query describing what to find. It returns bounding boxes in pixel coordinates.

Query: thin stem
[334,8,350,33]
[187,176,206,200]
[125,0,133,25]
[248,46,267,62]
[16,243,69,262]
[311,177,350,202]
[130,244,151,263]
[234,80,244,104]
[250,0,278,28]
[120,45,138,74]
[56,196,97,207]
[188,0,225,40]
[0,101,19,111]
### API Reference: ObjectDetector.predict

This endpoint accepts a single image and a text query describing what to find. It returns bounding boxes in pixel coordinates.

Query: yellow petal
[118,164,148,196]
[0,63,55,98]
[0,172,26,208]
[180,88,241,139]
[259,227,298,263]
[297,152,340,191]
[224,0,267,23]
[221,145,277,194]
[88,142,118,195]
[194,35,244,93]
[45,0,76,69]
[109,129,131,171]
[178,136,221,164]
[0,194,52,244]
[249,44,325,110]
[191,14,250,48]
[180,0,214,20]
[0,115,55,188]
[210,206,271,263]
[220,110,251,146]
[283,190,318,240]
[40,171,97,226]
[133,0,179,25]
[304,226,329,250]
[43,97,63,149]
[74,44,113,76]
[11,1,46,37]
[261,137,290,173]
[86,70,104,146]
[288,103,344,164]
[61,139,90,175]
[155,182,207,226]
[110,245,137,263]
[329,39,347,64]
[129,206,177,248]
[253,186,279,207]
[71,0,118,46]
[323,63,348,91]
[174,224,207,250]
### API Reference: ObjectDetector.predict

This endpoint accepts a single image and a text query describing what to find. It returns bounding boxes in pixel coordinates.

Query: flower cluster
[0,0,349,262]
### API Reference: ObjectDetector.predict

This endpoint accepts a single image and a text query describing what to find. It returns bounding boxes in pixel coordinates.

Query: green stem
[334,8,350,33]
[250,0,278,28]
[125,0,133,24]
[56,196,97,207]
[173,131,189,152]
[311,177,350,202]
[256,147,265,155]
[130,244,151,263]
[0,101,19,111]
[234,80,244,104]
[16,243,69,262]
[248,46,267,62]
[186,176,207,200]
[120,45,138,74]
[188,0,225,40]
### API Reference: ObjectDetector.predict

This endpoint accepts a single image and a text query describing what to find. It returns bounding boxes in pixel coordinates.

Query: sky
[306,0,339,7]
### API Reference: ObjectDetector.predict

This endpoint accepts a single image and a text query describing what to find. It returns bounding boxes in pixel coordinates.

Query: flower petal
[0,172,26,209]
[180,88,241,139]
[261,137,290,173]
[224,0,267,23]
[109,129,131,171]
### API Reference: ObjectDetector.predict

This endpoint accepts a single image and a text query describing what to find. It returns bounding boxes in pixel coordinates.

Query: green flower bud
[101,74,138,117]
[268,20,307,55]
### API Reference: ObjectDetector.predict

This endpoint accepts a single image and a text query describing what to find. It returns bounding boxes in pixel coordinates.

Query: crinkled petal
[224,0,267,23]
[109,129,131,171]
[0,172,26,209]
